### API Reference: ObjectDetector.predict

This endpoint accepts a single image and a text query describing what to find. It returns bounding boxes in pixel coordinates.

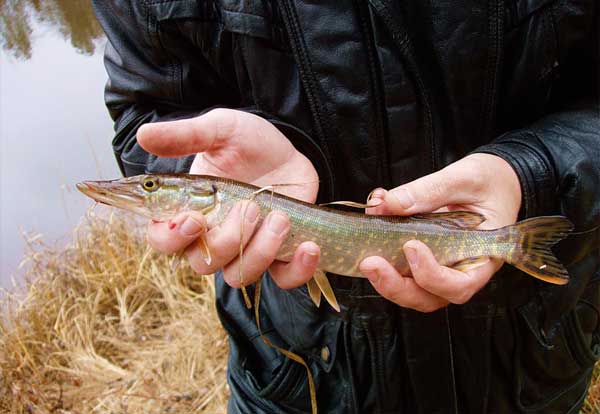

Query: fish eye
[142,177,159,192]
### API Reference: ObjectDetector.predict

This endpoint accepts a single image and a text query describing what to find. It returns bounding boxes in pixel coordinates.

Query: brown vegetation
[0,212,229,413]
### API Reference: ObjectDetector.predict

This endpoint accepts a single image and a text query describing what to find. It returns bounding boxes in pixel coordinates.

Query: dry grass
[0,211,229,413]
[0,211,598,413]
[584,363,600,414]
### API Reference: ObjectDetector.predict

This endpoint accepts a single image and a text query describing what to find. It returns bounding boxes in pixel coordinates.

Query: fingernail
[363,268,380,283]
[368,189,386,206]
[404,246,419,269]
[267,213,289,236]
[180,216,203,236]
[302,251,319,267]
[168,221,177,230]
[391,188,415,209]
[244,203,261,224]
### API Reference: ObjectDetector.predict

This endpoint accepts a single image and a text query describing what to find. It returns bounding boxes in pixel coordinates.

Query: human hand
[137,109,321,289]
[360,154,522,312]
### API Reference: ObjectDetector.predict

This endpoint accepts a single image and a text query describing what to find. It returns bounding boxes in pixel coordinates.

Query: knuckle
[450,291,472,305]
[417,303,442,313]
[211,108,238,140]
[222,267,241,288]
[218,230,242,252]
[148,234,177,255]
[270,270,292,289]
[188,258,206,275]
[252,247,275,265]
[185,249,210,275]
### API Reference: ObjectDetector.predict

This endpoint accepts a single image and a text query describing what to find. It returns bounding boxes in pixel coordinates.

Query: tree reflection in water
[0,0,104,59]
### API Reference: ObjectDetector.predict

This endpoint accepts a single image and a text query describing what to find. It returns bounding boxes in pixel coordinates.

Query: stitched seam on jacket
[480,0,504,140]
[357,0,391,187]
[277,0,337,198]
[143,0,181,104]
[367,0,437,170]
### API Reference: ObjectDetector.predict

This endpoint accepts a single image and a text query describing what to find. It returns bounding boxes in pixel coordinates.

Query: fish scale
[77,173,574,310]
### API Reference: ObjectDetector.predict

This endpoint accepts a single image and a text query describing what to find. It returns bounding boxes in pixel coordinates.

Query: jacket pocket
[228,336,311,413]
[217,274,343,413]
[513,280,600,413]
[147,0,289,50]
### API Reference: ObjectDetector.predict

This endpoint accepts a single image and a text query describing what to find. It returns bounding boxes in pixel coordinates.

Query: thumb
[383,164,481,215]
[137,108,243,157]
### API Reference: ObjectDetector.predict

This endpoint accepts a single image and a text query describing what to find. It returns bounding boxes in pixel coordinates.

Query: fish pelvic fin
[505,216,574,285]
[312,270,340,312]
[306,277,322,307]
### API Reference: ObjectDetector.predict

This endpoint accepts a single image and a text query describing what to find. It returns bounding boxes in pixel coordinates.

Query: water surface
[1,1,120,288]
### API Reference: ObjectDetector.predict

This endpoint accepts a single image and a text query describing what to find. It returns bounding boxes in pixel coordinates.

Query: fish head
[76,174,218,222]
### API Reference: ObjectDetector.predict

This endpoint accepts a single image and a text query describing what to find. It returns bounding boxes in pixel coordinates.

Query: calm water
[0,1,120,288]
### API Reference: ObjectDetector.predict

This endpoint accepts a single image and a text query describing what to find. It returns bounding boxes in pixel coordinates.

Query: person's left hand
[360,153,522,312]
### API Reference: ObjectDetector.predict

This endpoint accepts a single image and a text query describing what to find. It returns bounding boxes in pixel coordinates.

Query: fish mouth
[77,180,145,210]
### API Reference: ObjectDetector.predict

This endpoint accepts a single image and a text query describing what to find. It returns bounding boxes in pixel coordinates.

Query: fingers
[360,256,449,313]
[185,201,261,275]
[402,240,501,305]
[222,212,291,287]
[361,239,501,310]
[137,108,243,157]
[147,211,207,254]
[269,242,321,289]
[366,156,486,216]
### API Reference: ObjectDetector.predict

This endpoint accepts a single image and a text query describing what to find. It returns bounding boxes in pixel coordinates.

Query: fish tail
[503,216,573,284]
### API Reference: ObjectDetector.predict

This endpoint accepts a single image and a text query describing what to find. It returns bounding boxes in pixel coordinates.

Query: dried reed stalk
[0,211,229,413]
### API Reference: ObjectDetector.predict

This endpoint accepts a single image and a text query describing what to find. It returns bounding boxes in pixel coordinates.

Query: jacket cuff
[472,131,557,219]
[223,107,335,202]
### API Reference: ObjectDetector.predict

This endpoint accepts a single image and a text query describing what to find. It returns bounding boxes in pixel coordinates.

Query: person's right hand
[137,109,321,289]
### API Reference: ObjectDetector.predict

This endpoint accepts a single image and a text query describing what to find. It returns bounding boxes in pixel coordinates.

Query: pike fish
[77,174,573,311]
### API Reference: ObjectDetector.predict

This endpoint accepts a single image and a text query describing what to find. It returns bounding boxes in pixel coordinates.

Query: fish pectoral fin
[413,211,486,229]
[452,257,490,273]
[312,270,340,312]
[196,234,212,266]
[306,278,322,307]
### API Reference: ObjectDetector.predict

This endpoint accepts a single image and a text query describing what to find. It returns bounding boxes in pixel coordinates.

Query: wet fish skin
[77,174,574,308]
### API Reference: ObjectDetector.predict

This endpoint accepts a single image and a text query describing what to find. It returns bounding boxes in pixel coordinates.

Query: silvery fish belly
[77,174,574,312]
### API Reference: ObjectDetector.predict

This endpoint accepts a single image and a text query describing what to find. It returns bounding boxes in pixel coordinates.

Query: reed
[0,211,229,412]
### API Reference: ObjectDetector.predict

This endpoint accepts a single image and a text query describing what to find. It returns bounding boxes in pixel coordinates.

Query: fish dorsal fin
[413,211,485,229]
[312,270,340,312]
[319,200,373,208]
[319,189,384,209]
[306,278,322,307]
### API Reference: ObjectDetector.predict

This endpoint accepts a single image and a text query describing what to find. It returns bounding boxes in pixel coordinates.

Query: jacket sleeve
[91,0,332,195]
[91,1,216,176]
[473,13,600,241]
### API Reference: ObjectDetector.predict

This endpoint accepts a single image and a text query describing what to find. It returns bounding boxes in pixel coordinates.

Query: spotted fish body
[77,174,574,309]
[206,177,571,282]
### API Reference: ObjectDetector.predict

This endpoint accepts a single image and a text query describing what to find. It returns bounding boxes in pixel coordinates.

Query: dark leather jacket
[93,1,600,412]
